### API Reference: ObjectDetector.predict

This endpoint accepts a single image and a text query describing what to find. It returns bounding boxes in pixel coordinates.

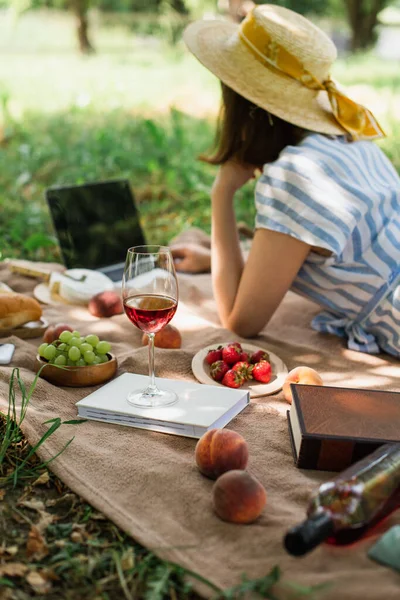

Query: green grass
[0,108,225,261]
[0,9,219,115]
[1,10,400,260]
[334,52,400,90]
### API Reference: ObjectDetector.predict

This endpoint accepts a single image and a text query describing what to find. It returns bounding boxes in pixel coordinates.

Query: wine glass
[122,245,179,408]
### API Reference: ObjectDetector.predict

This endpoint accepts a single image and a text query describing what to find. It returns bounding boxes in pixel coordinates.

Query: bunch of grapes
[38,330,112,367]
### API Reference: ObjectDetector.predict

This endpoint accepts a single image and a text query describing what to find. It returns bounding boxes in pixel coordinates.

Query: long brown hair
[202,83,308,167]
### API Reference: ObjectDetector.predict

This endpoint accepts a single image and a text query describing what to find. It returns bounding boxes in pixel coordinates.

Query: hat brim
[183,19,346,136]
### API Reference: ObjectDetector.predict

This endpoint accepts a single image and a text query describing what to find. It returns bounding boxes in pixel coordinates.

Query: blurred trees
[170,0,188,13]
[70,0,94,53]
[3,0,396,53]
[345,0,390,50]
[70,0,189,52]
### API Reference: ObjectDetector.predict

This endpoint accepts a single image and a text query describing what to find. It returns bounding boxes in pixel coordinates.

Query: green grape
[43,345,57,361]
[59,330,73,343]
[54,355,67,366]
[38,343,48,357]
[80,343,93,354]
[72,330,81,337]
[93,356,101,365]
[85,334,99,347]
[67,359,77,366]
[96,341,111,355]
[76,358,86,367]
[97,354,109,363]
[83,351,95,364]
[58,343,67,352]
[68,346,81,361]
[69,336,83,347]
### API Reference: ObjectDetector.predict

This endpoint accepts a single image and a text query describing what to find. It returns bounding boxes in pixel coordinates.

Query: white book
[76,372,250,438]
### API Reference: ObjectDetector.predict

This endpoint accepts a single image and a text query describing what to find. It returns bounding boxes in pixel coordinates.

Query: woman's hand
[170,243,211,273]
[212,160,258,197]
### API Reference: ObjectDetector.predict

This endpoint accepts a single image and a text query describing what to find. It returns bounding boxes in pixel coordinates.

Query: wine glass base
[127,388,178,408]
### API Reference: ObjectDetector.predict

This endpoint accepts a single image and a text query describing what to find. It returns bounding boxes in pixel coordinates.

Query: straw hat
[183,5,381,137]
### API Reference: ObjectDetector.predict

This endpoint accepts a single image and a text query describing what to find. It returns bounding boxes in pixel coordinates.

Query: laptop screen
[46,180,146,270]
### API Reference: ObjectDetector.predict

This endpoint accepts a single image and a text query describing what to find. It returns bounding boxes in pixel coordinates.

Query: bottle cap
[284,512,334,556]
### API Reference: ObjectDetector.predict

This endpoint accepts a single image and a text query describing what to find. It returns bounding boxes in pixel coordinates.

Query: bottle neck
[284,511,334,557]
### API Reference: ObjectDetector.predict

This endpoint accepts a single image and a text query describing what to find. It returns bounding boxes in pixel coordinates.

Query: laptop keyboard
[105,267,125,282]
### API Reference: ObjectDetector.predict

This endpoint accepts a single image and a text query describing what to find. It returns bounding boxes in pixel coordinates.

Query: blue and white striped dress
[255,133,400,358]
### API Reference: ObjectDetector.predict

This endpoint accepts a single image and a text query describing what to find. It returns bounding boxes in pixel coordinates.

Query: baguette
[0,293,42,330]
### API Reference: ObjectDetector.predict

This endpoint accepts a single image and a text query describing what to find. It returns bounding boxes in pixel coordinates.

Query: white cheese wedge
[49,269,114,305]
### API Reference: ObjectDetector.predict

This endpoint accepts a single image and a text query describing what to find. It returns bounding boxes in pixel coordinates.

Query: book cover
[287,384,400,471]
[76,372,250,438]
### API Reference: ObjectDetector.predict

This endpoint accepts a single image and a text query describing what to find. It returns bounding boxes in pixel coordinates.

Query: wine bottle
[284,443,400,556]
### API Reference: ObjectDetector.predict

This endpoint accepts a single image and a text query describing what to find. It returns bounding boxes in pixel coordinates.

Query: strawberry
[221,369,245,389]
[205,346,223,365]
[250,349,270,364]
[240,351,249,362]
[252,360,272,383]
[231,341,243,351]
[222,344,242,365]
[232,361,253,381]
[210,360,230,382]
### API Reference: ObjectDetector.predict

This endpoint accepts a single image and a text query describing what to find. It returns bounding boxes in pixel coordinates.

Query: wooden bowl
[35,353,118,387]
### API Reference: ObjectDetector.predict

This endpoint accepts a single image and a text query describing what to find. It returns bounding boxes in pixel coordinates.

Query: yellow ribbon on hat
[239,12,385,140]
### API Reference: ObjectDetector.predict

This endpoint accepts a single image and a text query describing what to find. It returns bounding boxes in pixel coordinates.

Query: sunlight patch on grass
[0,9,219,118]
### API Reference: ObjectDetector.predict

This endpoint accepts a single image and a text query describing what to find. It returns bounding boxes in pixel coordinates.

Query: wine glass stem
[147,333,158,394]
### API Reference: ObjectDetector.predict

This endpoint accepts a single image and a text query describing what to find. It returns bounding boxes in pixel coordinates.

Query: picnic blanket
[1,243,400,599]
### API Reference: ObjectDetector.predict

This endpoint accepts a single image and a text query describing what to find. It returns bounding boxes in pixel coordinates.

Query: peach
[282,366,323,404]
[213,470,267,524]
[195,428,248,479]
[88,291,123,318]
[43,323,73,343]
[141,324,182,349]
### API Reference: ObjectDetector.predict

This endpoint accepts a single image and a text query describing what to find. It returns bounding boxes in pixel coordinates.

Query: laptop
[46,179,146,282]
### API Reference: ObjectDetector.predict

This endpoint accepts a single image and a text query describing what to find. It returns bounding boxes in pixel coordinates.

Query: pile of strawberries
[205,342,272,389]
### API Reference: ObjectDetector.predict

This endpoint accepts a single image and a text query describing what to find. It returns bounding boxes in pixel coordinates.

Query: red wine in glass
[124,294,177,335]
[122,245,179,408]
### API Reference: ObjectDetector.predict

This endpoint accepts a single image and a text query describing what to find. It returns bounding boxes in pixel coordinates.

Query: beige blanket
[1,253,399,599]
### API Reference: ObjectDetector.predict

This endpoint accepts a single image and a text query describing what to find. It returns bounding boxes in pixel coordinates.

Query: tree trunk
[70,0,94,54]
[170,0,189,15]
[344,0,387,51]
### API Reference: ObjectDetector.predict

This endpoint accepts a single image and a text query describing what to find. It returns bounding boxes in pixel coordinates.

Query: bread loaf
[0,293,42,330]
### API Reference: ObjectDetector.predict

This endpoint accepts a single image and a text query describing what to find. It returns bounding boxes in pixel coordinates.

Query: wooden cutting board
[3,259,65,282]
[0,318,49,340]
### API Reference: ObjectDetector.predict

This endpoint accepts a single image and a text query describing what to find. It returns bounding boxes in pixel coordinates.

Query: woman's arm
[210,162,254,326]
[212,162,311,338]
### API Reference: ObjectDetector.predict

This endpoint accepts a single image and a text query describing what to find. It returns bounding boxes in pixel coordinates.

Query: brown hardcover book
[287,384,400,471]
